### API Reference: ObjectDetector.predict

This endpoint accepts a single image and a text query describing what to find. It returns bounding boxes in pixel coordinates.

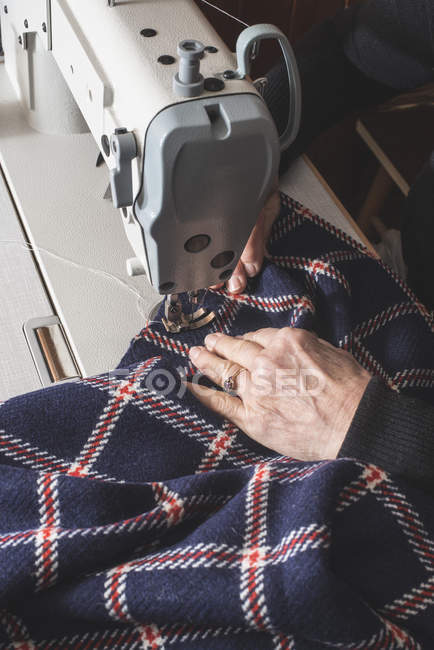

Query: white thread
[199,0,250,28]
[0,239,161,324]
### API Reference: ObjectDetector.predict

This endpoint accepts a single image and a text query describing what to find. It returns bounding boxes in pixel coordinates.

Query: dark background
[195,0,402,227]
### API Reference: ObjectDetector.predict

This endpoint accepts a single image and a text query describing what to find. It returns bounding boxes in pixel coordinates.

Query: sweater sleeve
[338,377,434,494]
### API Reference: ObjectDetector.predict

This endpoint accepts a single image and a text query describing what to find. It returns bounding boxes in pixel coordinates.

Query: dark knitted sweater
[341,378,434,494]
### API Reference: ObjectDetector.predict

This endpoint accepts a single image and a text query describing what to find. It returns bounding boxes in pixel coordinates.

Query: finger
[204,332,263,372]
[189,346,248,395]
[187,382,245,429]
[239,187,280,277]
[242,328,280,348]
[210,282,224,290]
[239,218,265,279]
[227,260,247,294]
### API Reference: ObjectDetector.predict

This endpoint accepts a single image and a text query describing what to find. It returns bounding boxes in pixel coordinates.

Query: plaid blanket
[1,195,434,649]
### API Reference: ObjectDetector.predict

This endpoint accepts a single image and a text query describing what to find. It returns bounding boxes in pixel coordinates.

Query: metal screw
[24,18,28,28]
[42,22,47,33]
[4,6,8,14]
[223,70,236,80]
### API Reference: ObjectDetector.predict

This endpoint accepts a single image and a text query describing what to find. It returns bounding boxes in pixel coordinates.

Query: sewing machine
[0,0,370,399]
[1,0,302,327]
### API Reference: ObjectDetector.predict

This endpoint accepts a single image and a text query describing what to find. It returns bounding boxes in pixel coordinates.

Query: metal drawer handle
[23,316,81,387]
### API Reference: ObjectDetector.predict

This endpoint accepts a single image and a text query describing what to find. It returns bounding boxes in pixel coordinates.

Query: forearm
[339,377,434,494]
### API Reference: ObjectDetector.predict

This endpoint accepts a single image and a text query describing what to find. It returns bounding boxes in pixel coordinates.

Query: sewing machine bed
[1,192,433,647]
[0,61,371,401]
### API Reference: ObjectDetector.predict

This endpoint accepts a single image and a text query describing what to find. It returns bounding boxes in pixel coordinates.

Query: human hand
[215,185,280,294]
[188,328,371,461]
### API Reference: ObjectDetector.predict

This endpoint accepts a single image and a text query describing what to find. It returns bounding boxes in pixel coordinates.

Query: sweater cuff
[338,377,434,494]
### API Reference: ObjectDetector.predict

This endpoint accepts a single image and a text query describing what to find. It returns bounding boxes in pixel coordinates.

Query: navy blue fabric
[0,195,434,649]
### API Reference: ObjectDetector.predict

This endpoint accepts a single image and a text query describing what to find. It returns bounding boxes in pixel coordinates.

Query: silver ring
[223,368,246,394]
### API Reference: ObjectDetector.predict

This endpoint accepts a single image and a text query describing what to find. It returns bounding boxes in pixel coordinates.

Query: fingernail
[244,263,258,278]
[189,346,202,361]
[228,276,242,293]
[205,332,222,350]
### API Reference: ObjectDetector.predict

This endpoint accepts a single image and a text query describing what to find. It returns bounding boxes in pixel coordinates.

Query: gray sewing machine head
[1,0,301,332]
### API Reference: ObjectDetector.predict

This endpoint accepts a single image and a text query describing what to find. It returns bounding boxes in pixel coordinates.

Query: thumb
[239,217,266,279]
[240,188,281,277]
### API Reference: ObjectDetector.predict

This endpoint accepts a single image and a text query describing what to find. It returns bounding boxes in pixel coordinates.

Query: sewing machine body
[1,0,300,296]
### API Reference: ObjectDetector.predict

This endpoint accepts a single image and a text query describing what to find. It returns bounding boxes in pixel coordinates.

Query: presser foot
[162,292,216,333]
